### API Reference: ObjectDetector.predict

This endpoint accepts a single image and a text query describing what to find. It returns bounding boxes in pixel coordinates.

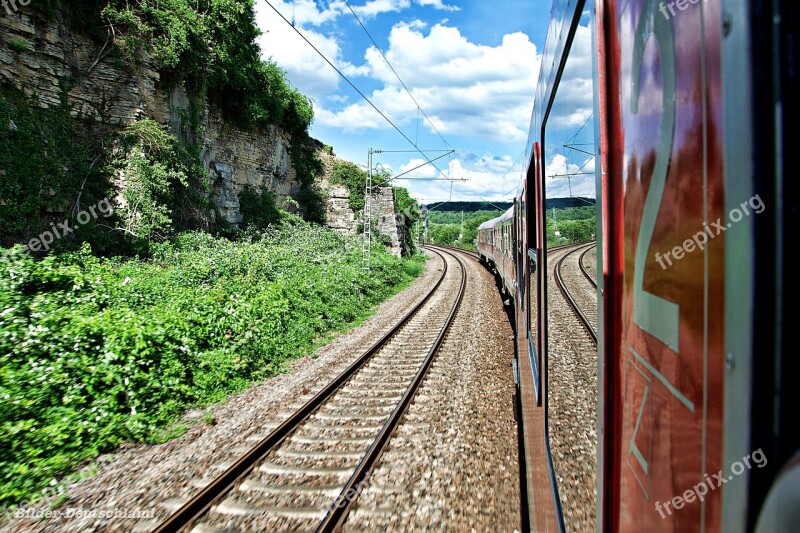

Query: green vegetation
[111,119,203,243]
[6,39,29,54]
[393,187,421,256]
[0,85,111,250]
[328,159,421,256]
[426,210,503,249]
[0,2,429,510]
[290,138,327,223]
[1,0,327,246]
[425,206,597,248]
[0,218,425,508]
[238,185,281,230]
[547,206,596,245]
[328,160,389,213]
[1,85,217,253]
[99,0,314,134]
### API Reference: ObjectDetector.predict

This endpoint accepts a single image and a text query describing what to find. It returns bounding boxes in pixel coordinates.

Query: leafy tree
[428,223,460,245]
[426,209,503,249]
[238,185,282,230]
[110,120,194,242]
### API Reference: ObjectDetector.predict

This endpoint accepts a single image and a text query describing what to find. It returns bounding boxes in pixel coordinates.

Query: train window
[540,7,599,530]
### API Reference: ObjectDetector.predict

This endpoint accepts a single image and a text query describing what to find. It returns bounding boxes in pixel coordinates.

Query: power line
[261,0,462,183]
[343,0,453,153]
[551,112,594,180]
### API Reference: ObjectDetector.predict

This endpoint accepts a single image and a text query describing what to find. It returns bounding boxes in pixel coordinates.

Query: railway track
[553,242,598,344]
[546,241,600,530]
[578,243,597,288]
[424,243,479,261]
[153,248,467,532]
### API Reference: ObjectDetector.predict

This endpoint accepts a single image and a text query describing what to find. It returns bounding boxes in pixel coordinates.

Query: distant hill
[424,197,595,213]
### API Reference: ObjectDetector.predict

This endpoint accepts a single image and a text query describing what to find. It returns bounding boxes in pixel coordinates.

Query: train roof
[477,206,514,230]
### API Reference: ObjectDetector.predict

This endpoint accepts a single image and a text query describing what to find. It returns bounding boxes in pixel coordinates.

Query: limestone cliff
[0,7,404,252]
[0,8,296,226]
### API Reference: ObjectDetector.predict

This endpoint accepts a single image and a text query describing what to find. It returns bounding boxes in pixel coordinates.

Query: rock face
[0,8,299,225]
[372,187,404,258]
[318,154,404,258]
[0,8,405,252]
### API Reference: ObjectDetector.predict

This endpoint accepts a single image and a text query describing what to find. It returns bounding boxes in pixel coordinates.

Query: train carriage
[499,0,799,530]
[477,206,516,296]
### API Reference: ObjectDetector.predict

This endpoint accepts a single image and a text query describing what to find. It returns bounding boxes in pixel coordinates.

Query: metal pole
[363,149,373,270]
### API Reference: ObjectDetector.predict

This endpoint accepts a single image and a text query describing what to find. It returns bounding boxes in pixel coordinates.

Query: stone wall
[319,154,403,258]
[372,186,403,258]
[0,8,299,225]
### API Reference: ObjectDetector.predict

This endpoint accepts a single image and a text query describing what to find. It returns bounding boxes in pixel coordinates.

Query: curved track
[553,242,598,344]
[546,241,599,530]
[424,243,479,261]
[578,244,597,289]
[154,248,467,533]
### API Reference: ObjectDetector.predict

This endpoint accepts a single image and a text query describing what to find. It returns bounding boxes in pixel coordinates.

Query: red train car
[505,0,799,530]
[477,206,516,296]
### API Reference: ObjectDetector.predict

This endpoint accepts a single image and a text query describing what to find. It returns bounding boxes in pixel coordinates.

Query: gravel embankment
[546,244,598,532]
[343,248,521,532]
[560,244,599,334]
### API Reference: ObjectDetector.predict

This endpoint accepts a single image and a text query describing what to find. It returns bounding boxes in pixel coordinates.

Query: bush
[238,185,280,230]
[0,220,425,508]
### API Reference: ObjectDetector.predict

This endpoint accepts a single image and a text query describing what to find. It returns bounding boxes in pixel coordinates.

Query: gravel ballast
[343,248,521,532]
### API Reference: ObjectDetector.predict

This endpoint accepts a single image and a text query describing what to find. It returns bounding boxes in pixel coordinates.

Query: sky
[253,0,596,204]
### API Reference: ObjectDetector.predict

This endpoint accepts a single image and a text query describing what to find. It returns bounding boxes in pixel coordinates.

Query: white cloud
[415,0,460,12]
[317,22,540,141]
[354,0,411,19]
[253,1,547,204]
[538,22,596,200]
[394,151,525,202]
[545,153,596,199]
[351,0,459,18]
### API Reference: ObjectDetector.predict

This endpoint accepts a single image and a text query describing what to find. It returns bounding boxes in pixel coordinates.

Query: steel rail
[578,243,597,288]
[553,242,598,344]
[153,249,453,533]
[427,243,480,261]
[316,250,468,531]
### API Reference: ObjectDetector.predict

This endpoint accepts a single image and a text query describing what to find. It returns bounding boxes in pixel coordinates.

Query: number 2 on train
[630,0,679,353]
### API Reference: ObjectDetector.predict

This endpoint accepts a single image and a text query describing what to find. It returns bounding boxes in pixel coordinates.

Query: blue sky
[254,0,595,203]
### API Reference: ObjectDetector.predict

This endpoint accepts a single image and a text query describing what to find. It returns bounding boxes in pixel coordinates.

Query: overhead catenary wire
[551,112,594,180]
[261,0,461,183]
[342,0,454,153]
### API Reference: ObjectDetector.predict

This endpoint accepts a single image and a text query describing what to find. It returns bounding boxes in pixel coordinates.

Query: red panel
[603,0,726,530]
